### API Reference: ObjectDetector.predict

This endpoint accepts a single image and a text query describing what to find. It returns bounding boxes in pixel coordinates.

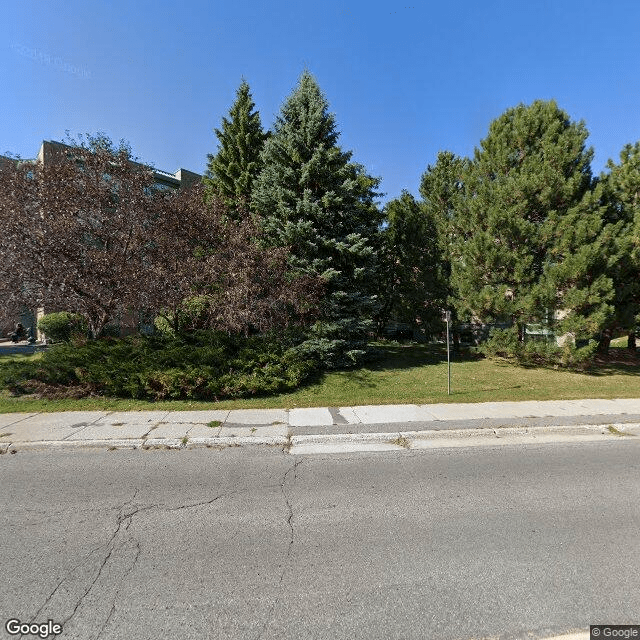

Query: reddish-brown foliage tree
[0,139,322,338]
[1,142,159,337]
[0,156,31,331]
[148,183,324,336]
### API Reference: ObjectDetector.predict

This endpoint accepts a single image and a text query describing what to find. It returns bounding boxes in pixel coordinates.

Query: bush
[0,358,42,394]
[558,340,598,369]
[153,297,216,337]
[37,312,87,343]
[153,315,175,337]
[0,329,322,400]
[480,326,597,368]
[289,334,377,370]
[480,327,523,360]
[99,323,121,338]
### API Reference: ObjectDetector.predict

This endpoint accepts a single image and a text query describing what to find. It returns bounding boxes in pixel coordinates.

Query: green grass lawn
[1,342,639,413]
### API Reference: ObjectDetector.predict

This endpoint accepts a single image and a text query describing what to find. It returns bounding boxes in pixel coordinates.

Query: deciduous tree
[0,135,322,340]
[149,184,324,336]
[0,136,157,337]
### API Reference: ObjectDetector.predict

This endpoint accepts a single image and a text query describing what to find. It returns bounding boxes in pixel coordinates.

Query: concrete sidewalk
[1,398,640,453]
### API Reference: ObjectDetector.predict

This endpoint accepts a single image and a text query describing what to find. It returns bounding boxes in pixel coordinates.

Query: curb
[2,424,638,454]
[290,423,640,445]
[288,423,640,454]
[1,435,289,453]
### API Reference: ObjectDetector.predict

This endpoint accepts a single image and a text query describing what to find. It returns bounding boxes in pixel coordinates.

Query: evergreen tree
[252,71,382,367]
[376,191,446,337]
[449,100,597,339]
[419,151,468,252]
[419,151,469,343]
[538,185,616,344]
[599,142,640,350]
[203,79,267,209]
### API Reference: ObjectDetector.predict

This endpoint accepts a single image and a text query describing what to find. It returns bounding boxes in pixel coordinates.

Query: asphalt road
[1,441,639,640]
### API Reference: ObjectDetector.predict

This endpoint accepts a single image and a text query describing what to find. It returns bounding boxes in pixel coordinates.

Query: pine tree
[252,71,382,367]
[449,100,596,339]
[419,151,469,342]
[419,151,468,252]
[376,191,447,337]
[598,142,640,350]
[539,186,616,345]
[203,79,267,209]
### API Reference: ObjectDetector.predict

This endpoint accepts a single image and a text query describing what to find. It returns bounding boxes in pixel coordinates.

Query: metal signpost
[445,310,451,395]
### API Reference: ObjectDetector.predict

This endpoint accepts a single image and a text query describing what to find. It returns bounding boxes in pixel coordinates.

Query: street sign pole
[445,311,451,395]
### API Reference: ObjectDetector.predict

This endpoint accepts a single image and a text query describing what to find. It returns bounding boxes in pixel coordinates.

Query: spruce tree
[252,71,382,367]
[203,79,267,209]
[449,100,596,339]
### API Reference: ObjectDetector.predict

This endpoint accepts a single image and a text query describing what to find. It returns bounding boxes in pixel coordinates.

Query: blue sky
[3,0,640,205]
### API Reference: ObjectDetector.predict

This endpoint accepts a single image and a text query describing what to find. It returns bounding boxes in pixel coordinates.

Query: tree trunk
[628,331,637,352]
[598,328,612,354]
[91,310,111,339]
[452,328,460,354]
[172,310,181,336]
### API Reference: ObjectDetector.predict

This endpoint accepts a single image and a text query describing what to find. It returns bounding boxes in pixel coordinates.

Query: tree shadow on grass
[309,343,484,391]
[330,368,378,389]
[365,342,482,372]
[485,348,640,378]
[582,363,640,377]
[584,348,640,377]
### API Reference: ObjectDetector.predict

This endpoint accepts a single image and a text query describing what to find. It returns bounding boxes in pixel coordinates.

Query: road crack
[22,489,141,639]
[58,489,141,632]
[93,537,141,640]
[257,457,302,640]
[94,602,116,640]
[25,488,233,638]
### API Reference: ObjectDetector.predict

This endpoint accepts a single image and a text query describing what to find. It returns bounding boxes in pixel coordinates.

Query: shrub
[154,297,212,337]
[480,327,523,360]
[0,329,322,400]
[480,326,597,368]
[37,312,87,343]
[153,315,175,336]
[0,358,41,394]
[99,323,121,338]
[559,340,598,369]
[287,336,376,370]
